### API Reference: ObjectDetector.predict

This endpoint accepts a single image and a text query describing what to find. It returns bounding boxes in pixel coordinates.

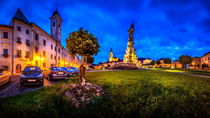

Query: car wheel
[20,82,24,87]
[48,75,51,81]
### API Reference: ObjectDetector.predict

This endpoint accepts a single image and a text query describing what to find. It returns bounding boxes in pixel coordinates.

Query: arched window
[16,64,21,73]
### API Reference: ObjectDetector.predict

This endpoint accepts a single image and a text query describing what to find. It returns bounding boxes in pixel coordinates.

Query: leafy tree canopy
[163,58,171,64]
[150,60,156,65]
[87,56,94,64]
[66,28,100,58]
[179,55,192,65]
[156,60,161,65]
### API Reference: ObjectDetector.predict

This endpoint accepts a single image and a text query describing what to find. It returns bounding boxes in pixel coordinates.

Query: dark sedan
[20,66,44,86]
[43,67,67,80]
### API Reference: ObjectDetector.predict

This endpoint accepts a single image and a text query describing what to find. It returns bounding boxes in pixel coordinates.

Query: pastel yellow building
[0,9,81,75]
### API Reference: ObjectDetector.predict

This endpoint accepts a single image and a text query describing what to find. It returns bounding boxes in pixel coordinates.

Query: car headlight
[21,74,26,78]
[37,74,43,78]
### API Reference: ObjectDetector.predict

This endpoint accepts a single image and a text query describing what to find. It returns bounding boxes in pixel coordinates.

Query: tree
[163,58,171,64]
[179,55,192,71]
[156,60,161,65]
[150,60,155,65]
[66,28,100,62]
[66,28,100,84]
[87,56,94,64]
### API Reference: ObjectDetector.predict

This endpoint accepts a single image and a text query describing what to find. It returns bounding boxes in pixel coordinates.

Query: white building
[0,9,82,75]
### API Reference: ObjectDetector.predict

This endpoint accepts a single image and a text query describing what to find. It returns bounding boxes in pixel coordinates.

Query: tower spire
[50,10,63,43]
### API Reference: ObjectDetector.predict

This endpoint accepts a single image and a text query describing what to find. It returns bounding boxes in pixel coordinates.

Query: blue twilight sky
[0,0,210,64]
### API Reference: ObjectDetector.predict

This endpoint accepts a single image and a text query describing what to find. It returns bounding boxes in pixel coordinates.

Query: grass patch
[0,70,210,118]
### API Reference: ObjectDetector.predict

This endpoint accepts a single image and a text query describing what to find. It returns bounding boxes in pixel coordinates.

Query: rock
[62,83,104,108]
[65,91,75,98]
[96,92,100,96]
[75,89,82,96]
[68,84,78,89]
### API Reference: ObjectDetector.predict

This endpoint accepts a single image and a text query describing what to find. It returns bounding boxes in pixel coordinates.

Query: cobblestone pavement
[0,76,66,98]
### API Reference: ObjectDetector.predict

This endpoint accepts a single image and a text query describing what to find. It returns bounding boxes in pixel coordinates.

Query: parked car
[69,67,79,75]
[43,67,67,80]
[0,67,12,86]
[60,67,73,76]
[20,66,44,86]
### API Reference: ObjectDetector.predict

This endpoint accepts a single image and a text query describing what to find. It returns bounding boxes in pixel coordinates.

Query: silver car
[0,68,12,86]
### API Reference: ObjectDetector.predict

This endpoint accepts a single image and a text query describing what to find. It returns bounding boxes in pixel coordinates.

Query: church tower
[50,10,63,43]
[109,48,119,62]
[109,48,113,62]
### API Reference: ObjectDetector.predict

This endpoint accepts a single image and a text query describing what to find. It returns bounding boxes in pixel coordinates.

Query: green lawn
[1,70,210,118]
[150,67,210,76]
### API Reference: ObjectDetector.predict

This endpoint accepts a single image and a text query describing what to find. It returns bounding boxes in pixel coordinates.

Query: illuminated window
[25,51,30,58]
[43,51,46,57]
[17,50,21,58]
[43,63,46,67]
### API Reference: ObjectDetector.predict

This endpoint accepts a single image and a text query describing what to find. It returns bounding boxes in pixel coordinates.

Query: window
[58,48,60,53]
[17,37,21,44]
[51,44,53,50]
[58,56,60,60]
[16,64,21,73]
[3,49,8,54]
[17,50,21,58]
[43,63,46,67]
[35,34,39,40]
[3,32,8,39]
[26,29,30,34]
[43,39,46,46]
[17,26,21,31]
[54,56,56,60]
[59,23,61,27]
[51,54,53,59]
[3,49,8,57]
[53,22,55,26]
[35,47,39,53]
[35,61,38,66]
[25,51,30,58]
[26,39,30,46]
[54,47,57,51]
[43,51,46,57]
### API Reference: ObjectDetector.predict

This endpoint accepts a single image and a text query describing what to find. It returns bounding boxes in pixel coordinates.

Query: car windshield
[70,67,77,69]
[23,67,41,72]
[51,67,62,71]
[61,67,69,71]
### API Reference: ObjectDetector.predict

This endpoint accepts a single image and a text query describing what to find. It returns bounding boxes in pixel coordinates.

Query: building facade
[201,52,210,69]
[0,9,81,75]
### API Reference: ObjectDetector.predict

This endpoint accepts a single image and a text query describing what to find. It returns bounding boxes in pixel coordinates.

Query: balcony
[3,53,9,58]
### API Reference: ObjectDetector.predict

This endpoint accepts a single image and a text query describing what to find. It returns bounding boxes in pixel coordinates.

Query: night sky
[0,0,210,64]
